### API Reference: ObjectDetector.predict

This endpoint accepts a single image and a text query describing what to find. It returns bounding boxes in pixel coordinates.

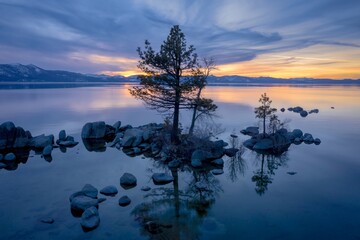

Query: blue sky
[0,0,359,78]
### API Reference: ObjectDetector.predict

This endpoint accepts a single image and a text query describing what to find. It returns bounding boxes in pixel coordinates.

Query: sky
[0,0,360,79]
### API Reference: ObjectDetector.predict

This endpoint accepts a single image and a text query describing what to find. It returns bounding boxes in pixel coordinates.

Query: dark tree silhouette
[189,58,217,135]
[254,93,277,135]
[130,25,200,143]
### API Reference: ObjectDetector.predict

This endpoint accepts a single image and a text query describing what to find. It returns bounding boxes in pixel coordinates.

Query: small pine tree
[254,93,277,135]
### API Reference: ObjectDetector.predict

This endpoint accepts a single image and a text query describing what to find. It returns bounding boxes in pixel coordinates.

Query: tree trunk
[189,106,197,135]
[189,88,203,135]
[263,115,266,135]
[172,87,181,144]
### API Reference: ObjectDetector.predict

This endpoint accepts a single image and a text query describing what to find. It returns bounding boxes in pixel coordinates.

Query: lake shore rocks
[242,127,320,154]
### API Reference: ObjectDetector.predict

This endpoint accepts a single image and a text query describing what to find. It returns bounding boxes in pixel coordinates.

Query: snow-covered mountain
[0,64,359,85]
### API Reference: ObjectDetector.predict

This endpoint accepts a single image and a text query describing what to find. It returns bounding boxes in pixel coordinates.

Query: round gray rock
[118,195,131,206]
[100,185,118,196]
[81,206,100,230]
[152,173,174,185]
[120,173,137,187]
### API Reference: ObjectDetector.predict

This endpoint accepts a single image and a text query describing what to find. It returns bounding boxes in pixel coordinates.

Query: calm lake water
[0,84,360,240]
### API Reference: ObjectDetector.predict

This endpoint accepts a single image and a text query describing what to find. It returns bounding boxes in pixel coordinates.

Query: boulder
[122,128,143,147]
[240,127,259,136]
[70,195,99,212]
[291,129,303,139]
[280,108,285,112]
[292,106,303,113]
[0,162,6,168]
[59,130,66,141]
[0,153,2,161]
[294,138,302,145]
[4,152,16,161]
[314,138,321,145]
[270,133,291,148]
[243,138,257,149]
[113,121,122,131]
[100,186,118,196]
[191,150,211,163]
[224,148,238,157]
[13,127,31,148]
[212,158,224,166]
[120,173,137,188]
[81,121,106,139]
[42,145,53,156]
[191,158,202,168]
[300,110,308,117]
[82,184,98,199]
[309,109,319,114]
[168,159,181,168]
[81,206,100,230]
[29,134,54,149]
[253,138,273,150]
[118,195,131,206]
[303,133,314,143]
[0,121,16,149]
[152,173,174,185]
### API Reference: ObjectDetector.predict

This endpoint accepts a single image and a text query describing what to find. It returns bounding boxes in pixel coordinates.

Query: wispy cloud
[0,0,359,78]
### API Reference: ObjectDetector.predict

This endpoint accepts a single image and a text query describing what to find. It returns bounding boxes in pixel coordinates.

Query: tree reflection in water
[132,163,223,239]
[251,152,289,195]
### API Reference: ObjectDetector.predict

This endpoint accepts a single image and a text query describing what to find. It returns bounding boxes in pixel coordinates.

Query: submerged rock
[29,134,54,149]
[81,206,100,230]
[152,173,174,185]
[100,185,118,196]
[81,121,106,139]
[141,186,151,191]
[40,217,55,224]
[120,173,137,188]
[118,195,131,206]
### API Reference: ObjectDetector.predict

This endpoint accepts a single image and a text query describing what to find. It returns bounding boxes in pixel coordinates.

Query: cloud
[0,0,359,78]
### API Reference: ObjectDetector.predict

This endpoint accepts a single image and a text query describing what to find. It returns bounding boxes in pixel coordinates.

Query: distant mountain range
[1,63,359,85]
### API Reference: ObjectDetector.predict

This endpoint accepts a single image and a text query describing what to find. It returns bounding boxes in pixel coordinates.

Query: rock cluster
[286,106,319,118]
[0,122,78,170]
[242,127,321,154]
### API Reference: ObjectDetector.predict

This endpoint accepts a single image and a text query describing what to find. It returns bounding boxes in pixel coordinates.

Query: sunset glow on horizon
[1,0,360,79]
